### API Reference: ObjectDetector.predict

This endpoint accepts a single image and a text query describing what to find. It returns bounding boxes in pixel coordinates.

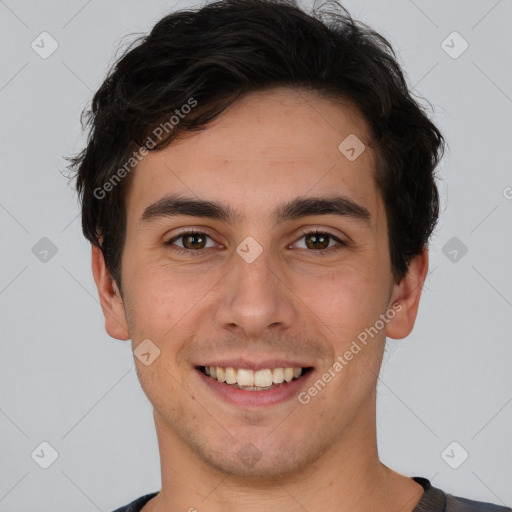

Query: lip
[196,358,312,371]
[196,366,314,407]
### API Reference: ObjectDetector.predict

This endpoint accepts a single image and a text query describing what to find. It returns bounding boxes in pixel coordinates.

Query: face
[97,87,421,479]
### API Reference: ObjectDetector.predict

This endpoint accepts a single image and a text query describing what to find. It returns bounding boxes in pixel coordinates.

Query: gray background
[1,0,511,510]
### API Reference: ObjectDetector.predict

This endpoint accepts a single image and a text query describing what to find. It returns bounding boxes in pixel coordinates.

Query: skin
[92,87,429,512]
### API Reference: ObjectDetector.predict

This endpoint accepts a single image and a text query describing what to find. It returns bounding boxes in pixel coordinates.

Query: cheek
[296,262,385,331]
[127,288,174,340]
[123,261,225,389]
[124,260,214,337]
[291,262,390,389]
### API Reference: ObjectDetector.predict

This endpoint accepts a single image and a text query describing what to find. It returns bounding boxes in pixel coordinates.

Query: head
[69,0,444,480]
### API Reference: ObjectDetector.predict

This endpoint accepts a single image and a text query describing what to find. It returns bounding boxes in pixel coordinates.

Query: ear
[385,245,429,340]
[91,244,130,340]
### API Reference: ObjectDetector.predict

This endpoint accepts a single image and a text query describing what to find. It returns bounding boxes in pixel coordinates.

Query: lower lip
[197,368,314,407]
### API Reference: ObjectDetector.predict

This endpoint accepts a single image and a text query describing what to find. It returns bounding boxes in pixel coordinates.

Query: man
[69,0,511,510]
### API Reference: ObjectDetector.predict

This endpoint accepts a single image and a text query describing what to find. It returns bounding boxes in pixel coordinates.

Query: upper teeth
[203,366,303,387]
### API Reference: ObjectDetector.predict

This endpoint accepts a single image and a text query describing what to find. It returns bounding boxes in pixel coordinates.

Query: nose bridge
[214,239,295,336]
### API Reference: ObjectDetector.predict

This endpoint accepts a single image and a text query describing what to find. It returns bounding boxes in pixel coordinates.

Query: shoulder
[110,492,159,512]
[411,476,511,512]
[445,493,512,512]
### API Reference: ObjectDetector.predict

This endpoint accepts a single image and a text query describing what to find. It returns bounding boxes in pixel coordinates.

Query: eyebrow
[139,193,371,227]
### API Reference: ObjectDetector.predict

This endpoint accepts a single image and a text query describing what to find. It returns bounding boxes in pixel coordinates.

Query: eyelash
[164,229,347,257]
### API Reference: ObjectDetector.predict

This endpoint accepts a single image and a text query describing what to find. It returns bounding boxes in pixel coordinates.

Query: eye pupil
[305,233,329,250]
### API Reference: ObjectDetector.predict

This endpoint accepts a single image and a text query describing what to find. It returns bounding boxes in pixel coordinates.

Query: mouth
[197,365,314,396]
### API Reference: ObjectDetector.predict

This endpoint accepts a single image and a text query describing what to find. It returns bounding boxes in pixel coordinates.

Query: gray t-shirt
[111,477,512,511]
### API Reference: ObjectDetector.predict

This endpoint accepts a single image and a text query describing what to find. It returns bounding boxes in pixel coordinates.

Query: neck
[143,402,424,512]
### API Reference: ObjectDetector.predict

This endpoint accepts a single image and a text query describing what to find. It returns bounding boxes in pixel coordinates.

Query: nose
[214,243,297,340]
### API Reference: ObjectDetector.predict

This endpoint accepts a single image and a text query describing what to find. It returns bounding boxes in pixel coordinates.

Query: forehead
[125,87,381,225]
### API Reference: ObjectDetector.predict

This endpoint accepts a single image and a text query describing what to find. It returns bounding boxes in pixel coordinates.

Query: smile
[198,365,313,391]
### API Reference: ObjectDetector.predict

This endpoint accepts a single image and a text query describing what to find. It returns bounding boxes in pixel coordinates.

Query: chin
[195,433,328,481]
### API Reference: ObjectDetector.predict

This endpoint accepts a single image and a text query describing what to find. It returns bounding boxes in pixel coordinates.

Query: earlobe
[91,245,131,341]
[385,246,429,340]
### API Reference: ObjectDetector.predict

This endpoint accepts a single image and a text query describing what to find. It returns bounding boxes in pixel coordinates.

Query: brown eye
[165,231,216,251]
[182,233,207,249]
[294,230,347,254]
[304,232,330,250]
